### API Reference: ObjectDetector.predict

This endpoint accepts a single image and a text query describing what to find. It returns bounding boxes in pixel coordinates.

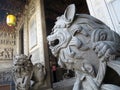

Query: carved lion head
[47,4,120,76]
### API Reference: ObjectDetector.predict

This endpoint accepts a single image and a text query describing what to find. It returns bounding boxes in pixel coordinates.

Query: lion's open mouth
[50,39,59,47]
[47,37,61,56]
[47,29,72,57]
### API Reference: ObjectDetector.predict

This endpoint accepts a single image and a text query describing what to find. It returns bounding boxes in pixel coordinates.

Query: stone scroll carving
[47,4,120,90]
[12,54,46,90]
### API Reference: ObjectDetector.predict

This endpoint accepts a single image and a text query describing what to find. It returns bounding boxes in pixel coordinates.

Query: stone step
[53,77,75,90]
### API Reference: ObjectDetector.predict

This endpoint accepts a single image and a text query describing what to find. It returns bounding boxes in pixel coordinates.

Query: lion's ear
[64,4,75,23]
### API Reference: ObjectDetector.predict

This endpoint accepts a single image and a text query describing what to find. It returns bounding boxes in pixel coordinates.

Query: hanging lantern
[6,14,16,26]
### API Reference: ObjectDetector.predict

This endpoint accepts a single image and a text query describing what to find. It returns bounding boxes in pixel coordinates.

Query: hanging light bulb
[6,14,16,27]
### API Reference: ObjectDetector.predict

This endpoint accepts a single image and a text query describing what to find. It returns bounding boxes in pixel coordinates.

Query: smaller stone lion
[47,4,120,90]
[13,54,33,90]
[13,54,46,90]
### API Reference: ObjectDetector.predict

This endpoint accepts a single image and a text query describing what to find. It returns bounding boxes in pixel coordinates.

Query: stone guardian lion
[47,4,120,90]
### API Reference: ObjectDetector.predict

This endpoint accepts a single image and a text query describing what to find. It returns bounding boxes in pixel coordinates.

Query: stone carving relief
[12,54,46,90]
[0,31,16,60]
[47,4,120,90]
[0,70,12,84]
[0,48,13,59]
[0,31,16,45]
[27,0,36,19]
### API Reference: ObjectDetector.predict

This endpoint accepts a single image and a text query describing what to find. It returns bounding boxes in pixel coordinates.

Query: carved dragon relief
[47,4,120,90]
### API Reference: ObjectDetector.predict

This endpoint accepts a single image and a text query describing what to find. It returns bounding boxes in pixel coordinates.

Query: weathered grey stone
[47,4,120,90]
[12,54,47,90]
[53,77,75,90]
[12,54,33,90]
[31,63,46,90]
